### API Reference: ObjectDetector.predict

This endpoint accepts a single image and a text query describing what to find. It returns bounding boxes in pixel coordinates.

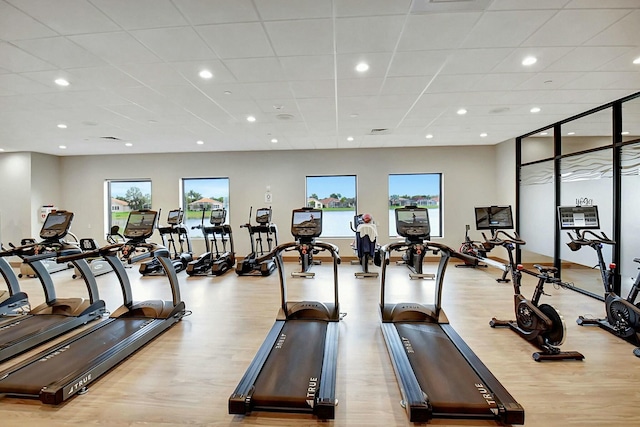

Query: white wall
[58,145,505,257]
[29,153,62,238]
[0,152,32,246]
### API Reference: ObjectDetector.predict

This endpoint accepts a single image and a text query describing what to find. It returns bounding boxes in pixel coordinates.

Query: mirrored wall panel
[520,160,555,266]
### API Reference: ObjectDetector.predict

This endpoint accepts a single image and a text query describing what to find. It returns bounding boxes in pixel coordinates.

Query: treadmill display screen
[256,208,271,225]
[123,211,157,239]
[558,205,600,229]
[291,209,322,238]
[209,209,226,225]
[39,211,74,240]
[475,206,513,230]
[166,209,183,225]
[396,207,430,238]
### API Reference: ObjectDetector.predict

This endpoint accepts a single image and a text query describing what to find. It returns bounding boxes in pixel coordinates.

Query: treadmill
[0,209,187,404]
[229,207,342,419]
[380,206,525,424]
[0,255,30,317]
[0,210,106,363]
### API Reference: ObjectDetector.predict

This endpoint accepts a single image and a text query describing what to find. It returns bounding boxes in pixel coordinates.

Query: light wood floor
[0,258,638,427]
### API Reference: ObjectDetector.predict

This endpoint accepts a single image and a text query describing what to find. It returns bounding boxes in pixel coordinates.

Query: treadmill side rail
[229,320,286,415]
[315,322,339,419]
[380,323,432,422]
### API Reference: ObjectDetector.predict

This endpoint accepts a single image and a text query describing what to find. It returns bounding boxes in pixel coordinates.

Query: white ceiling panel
[279,55,335,81]
[172,0,259,25]
[0,42,55,72]
[90,0,187,30]
[223,57,286,82]
[335,16,406,53]
[13,37,105,69]
[398,13,482,51]
[264,19,334,56]
[196,23,274,59]
[544,46,633,72]
[0,1,57,40]
[254,0,332,20]
[131,27,216,62]
[69,32,160,64]
[460,10,556,48]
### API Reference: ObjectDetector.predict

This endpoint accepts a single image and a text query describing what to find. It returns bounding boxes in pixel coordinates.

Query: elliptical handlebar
[254,239,341,265]
[56,243,123,263]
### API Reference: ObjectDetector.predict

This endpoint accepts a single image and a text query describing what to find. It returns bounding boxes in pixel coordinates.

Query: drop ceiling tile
[90,0,188,30]
[131,27,217,62]
[290,79,335,98]
[0,42,55,72]
[488,0,571,10]
[398,12,482,51]
[335,52,393,79]
[279,55,334,81]
[586,10,640,46]
[0,73,54,94]
[170,60,238,84]
[14,37,106,69]
[223,57,286,82]
[441,48,514,74]
[264,19,333,56]
[544,46,632,72]
[254,0,332,20]
[172,0,259,25]
[6,0,121,35]
[387,51,451,77]
[460,10,556,48]
[69,32,161,64]
[196,23,274,59]
[335,0,411,17]
[337,78,384,97]
[335,16,406,53]
[380,76,433,95]
[0,1,57,40]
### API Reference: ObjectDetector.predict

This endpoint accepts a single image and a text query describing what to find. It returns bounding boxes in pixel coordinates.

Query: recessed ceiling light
[355,62,369,72]
[54,78,69,86]
[480,133,488,137]
[567,132,575,135]
[633,57,640,65]
[540,132,548,136]
[59,145,67,149]
[247,115,256,122]
[530,107,541,113]
[199,70,213,79]
[457,108,467,115]
[425,134,433,139]
[196,140,204,145]
[57,123,67,129]
[621,131,629,135]
[271,138,278,143]
[125,143,133,147]
[347,136,354,141]
[522,56,537,66]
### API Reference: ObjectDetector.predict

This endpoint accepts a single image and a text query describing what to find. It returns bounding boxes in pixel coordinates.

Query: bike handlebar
[483,230,525,246]
[566,229,615,246]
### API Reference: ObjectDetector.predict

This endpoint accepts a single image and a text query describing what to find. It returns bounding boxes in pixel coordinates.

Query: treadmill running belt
[0,318,151,396]
[251,320,327,410]
[0,315,71,348]
[395,323,497,415]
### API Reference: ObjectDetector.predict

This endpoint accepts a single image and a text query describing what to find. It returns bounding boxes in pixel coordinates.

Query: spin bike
[456,224,489,269]
[566,225,640,357]
[186,208,235,276]
[235,207,278,276]
[489,230,584,361]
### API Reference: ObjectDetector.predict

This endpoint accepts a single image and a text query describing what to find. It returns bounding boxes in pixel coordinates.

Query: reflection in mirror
[621,143,640,297]
[519,161,555,267]
[561,108,611,155]
[521,128,554,164]
[558,149,613,298]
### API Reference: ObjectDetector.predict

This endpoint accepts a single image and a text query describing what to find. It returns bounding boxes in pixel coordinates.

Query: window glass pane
[108,180,152,232]
[519,161,555,265]
[182,178,230,239]
[521,128,554,164]
[306,176,356,237]
[561,108,612,155]
[622,96,640,143]
[620,143,640,296]
[388,174,442,237]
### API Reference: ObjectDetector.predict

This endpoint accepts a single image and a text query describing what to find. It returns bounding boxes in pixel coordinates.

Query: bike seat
[534,264,557,274]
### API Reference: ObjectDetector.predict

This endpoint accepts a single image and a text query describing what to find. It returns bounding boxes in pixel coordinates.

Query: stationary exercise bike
[560,205,640,357]
[489,229,584,361]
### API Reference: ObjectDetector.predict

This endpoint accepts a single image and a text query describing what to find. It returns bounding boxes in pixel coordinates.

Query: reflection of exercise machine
[0,209,188,404]
[72,225,126,279]
[561,205,640,357]
[0,210,106,363]
[291,207,321,278]
[229,207,343,419]
[187,208,236,276]
[488,229,584,361]
[18,218,78,278]
[349,213,378,278]
[380,206,524,423]
[236,207,278,276]
[395,206,434,280]
[140,208,192,275]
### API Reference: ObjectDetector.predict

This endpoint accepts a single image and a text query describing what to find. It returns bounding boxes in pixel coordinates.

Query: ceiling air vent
[370,128,390,135]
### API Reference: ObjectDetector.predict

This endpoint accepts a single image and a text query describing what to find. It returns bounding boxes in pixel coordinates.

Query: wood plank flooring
[0,258,638,427]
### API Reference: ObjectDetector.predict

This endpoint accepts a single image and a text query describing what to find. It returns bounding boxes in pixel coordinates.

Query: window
[306,175,356,237]
[107,180,152,233]
[389,174,442,237]
[182,178,230,239]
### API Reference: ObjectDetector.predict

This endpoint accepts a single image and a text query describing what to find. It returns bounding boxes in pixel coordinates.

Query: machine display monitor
[256,208,272,225]
[209,208,226,225]
[166,209,183,225]
[291,208,322,238]
[39,210,74,240]
[474,206,514,230]
[558,205,600,230]
[123,210,157,239]
[395,207,430,239]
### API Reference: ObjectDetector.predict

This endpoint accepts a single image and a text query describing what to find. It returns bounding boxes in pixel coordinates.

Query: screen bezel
[209,208,226,224]
[395,206,431,239]
[123,210,158,239]
[474,205,514,230]
[39,211,74,239]
[166,209,183,225]
[557,205,600,230]
[291,208,322,238]
[256,208,272,224]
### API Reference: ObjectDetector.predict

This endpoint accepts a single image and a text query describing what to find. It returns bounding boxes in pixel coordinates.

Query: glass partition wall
[517,92,640,299]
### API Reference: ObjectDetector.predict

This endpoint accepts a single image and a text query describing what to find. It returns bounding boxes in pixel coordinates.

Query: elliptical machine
[186,208,236,276]
[349,213,378,278]
[561,205,640,357]
[235,207,278,276]
[291,207,322,278]
[139,209,193,275]
[395,206,435,280]
[488,209,583,361]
